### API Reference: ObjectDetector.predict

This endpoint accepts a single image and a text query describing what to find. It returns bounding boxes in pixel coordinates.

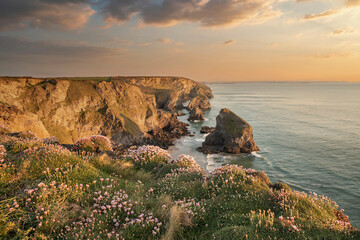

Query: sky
[0,0,359,82]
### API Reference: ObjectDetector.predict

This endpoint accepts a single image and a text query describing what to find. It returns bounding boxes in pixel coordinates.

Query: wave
[251,152,262,158]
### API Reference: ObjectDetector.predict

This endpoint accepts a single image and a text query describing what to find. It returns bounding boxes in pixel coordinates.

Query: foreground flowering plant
[74,135,113,152]
[127,145,171,170]
[0,131,358,239]
[173,154,201,169]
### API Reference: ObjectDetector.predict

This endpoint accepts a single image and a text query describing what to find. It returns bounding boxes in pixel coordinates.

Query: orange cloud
[157,38,172,44]
[333,29,345,35]
[312,53,352,59]
[302,9,340,20]
[346,0,360,6]
[224,40,236,45]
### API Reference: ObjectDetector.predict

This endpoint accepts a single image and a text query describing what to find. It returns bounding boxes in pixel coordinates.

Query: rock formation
[199,108,259,154]
[187,94,211,110]
[200,126,215,134]
[187,107,205,121]
[0,76,212,147]
[0,104,49,138]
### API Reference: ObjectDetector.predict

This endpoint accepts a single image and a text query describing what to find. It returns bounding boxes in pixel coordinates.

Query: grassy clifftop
[0,128,358,239]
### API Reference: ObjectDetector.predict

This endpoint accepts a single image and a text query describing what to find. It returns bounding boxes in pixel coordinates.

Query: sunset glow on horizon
[0,0,359,82]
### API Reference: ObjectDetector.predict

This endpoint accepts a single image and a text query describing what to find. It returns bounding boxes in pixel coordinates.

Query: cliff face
[0,77,212,146]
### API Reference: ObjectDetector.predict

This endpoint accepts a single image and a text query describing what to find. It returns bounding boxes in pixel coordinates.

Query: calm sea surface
[169,82,360,227]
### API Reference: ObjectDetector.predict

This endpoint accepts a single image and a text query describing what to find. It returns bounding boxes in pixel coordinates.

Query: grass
[0,131,359,239]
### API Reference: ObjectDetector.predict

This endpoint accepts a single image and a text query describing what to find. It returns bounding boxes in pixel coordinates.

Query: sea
[169,82,360,227]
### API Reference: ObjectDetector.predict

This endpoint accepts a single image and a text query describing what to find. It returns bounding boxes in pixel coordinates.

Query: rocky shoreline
[0,76,213,148]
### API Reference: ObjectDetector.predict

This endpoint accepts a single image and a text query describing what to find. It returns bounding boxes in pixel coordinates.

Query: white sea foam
[206,154,221,159]
[251,152,262,158]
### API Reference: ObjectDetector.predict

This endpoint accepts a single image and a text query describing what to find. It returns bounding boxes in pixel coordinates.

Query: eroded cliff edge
[0,76,212,147]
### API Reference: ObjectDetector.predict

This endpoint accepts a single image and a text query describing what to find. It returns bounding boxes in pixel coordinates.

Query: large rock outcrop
[187,107,205,121]
[187,94,211,110]
[0,104,50,138]
[199,108,259,154]
[116,76,213,111]
[0,76,212,147]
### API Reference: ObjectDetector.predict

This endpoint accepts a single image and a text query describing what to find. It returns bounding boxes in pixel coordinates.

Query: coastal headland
[0,76,358,239]
[0,76,212,148]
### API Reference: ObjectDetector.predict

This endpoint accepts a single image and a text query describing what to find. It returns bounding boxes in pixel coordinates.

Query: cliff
[0,76,212,147]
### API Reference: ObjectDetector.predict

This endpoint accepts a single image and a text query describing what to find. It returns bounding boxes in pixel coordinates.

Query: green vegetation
[74,135,113,153]
[0,130,358,239]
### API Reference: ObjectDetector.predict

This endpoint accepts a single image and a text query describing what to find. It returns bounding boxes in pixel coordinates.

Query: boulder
[187,107,205,121]
[199,108,259,154]
[200,126,215,134]
[187,95,211,110]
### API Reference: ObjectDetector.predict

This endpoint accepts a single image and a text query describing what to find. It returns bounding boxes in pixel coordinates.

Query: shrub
[272,182,291,192]
[0,145,15,182]
[90,135,112,151]
[57,182,164,239]
[128,145,170,171]
[73,135,112,152]
[18,130,37,139]
[0,145,12,182]
[21,145,80,179]
[0,145,5,159]
[210,165,248,193]
[156,167,206,200]
[0,125,10,135]
[207,165,272,205]
[40,136,60,145]
[73,137,95,152]
[10,138,46,153]
[173,154,201,169]
[245,169,272,185]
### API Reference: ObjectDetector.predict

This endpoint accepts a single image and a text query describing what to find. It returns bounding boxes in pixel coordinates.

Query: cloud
[0,36,123,61]
[312,53,352,59]
[0,0,95,31]
[107,38,133,46]
[332,27,355,35]
[157,38,173,44]
[224,40,236,45]
[103,0,283,28]
[346,0,360,6]
[302,9,340,20]
[301,0,360,22]
[333,29,345,35]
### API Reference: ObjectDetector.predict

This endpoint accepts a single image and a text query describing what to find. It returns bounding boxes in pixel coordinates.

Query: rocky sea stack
[187,94,211,110]
[188,107,205,121]
[199,108,259,154]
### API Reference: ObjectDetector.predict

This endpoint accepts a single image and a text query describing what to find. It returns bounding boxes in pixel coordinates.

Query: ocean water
[169,82,360,227]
